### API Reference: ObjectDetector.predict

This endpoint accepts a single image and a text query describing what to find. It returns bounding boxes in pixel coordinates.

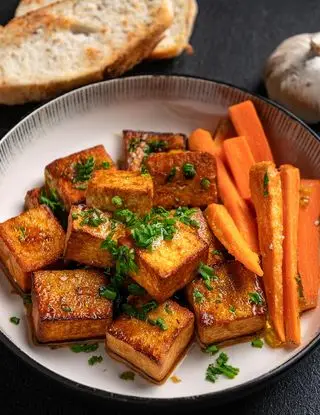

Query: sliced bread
[0,0,173,105]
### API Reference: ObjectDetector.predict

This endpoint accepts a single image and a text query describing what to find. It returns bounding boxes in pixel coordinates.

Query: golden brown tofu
[45,145,115,211]
[24,187,42,210]
[123,130,187,171]
[129,222,208,303]
[64,205,126,267]
[32,269,112,343]
[186,261,266,345]
[86,170,153,215]
[106,299,194,383]
[0,206,65,292]
[191,208,226,266]
[146,151,218,209]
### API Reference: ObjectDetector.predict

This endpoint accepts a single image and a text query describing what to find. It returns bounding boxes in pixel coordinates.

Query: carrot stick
[280,165,301,345]
[189,128,226,161]
[212,118,236,162]
[298,179,320,311]
[216,157,259,253]
[205,203,263,276]
[250,161,285,343]
[229,100,274,163]
[223,136,255,201]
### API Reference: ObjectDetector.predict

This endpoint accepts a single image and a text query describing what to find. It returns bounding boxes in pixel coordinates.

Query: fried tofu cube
[129,221,208,303]
[191,208,226,266]
[106,299,194,383]
[186,261,266,345]
[86,170,153,215]
[123,130,187,171]
[32,268,113,343]
[146,151,218,209]
[45,145,115,211]
[24,187,42,210]
[64,205,126,267]
[0,206,65,292]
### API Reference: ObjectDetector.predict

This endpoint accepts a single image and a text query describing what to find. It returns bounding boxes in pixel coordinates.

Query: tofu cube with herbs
[106,299,194,383]
[32,268,113,343]
[86,170,153,215]
[129,221,208,303]
[45,145,115,211]
[0,206,65,292]
[123,130,187,172]
[146,151,218,209]
[186,261,266,346]
[64,205,126,268]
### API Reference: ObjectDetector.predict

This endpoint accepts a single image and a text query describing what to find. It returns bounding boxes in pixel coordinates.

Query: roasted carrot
[298,179,320,311]
[280,165,301,345]
[250,162,285,343]
[223,136,255,201]
[216,157,259,252]
[212,118,236,162]
[229,100,274,163]
[189,128,226,161]
[205,203,263,276]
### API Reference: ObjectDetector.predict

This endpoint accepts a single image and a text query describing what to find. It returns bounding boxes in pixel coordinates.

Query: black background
[1,0,320,414]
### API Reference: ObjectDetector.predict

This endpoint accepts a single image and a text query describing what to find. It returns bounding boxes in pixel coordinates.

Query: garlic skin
[265,33,320,123]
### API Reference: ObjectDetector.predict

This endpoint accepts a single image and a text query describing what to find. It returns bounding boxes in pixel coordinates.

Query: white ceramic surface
[0,75,319,401]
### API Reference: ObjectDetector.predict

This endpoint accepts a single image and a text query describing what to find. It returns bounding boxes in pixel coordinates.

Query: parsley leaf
[10,316,20,325]
[174,207,199,228]
[128,283,146,296]
[144,140,167,155]
[148,317,168,331]
[251,338,264,348]
[198,263,218,290]
[128,138,141,153]
[17,226,27,242]
[73,156,95,184]
[263,172,269,197]
[248,291,264,306]
[205,344,220,355]
[40,188,64,213]
[122,300,158,321]
[78,208,106,227]
[206,352,239,383]
[193,288,205,303]
[120,371,135,381]
[112,196,123,208]
[229,305,236,314]
[113,209,140,228]
[70,343,99,353]
[131,218,176,249]
[88,355,103,366]
[201,178,211,189]
[101,161,111,169]
[166,166,177,183]
[99,286,117,301]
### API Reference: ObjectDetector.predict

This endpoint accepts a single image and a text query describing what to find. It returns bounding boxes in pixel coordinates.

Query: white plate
[0,75,320,405]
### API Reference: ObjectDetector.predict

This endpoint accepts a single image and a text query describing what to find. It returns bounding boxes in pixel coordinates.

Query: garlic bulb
[265,33,320,123]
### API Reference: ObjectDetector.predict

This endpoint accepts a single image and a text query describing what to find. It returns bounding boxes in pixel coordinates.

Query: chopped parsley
[206,352,239,383]
[113,209,139,228]
[148,317,168,331]
[70,343,99,353]
[201,178,211,190]
[198,263,218,290]
[74,183,88,191]
[229,305,236,315]
[39,188,64,213]
[120,371,135,381]
[140,163,149,176]
[61,305,72,312]
[101,236,138,276]
[212,249,223,256]
[17,226,27,242]
[251,338,264,348]
[166,166,177,183]
[165,303,173,314]
[248,291,264,306]
[88,355,103,366]
[128,138,141,153]
[193,288,205,304]
[263,172,269,197]
[112,196,123,208]
[182,163,196,179]
[174,207,199,228]
[128,283,146,296]
[23,294,32,305]
[122,300,158,321]
[10,316,20,325]
[131,217,176,249]
[73,156,95,184]
[78,208,106,227]
[101,161,111,169]
[205,344,220,355]
[144,140,167,155]
[99,286,117,301]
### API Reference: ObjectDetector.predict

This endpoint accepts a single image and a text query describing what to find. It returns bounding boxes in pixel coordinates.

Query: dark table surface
[1,0,320,414]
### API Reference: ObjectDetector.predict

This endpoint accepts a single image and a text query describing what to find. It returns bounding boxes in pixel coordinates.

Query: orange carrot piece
[212,118,236,162]
[223,136,255,200]
[229,100,274,163]
[216,157,259,252]
[280,165,301,345]
[298,179,320,311]
[250,162,285,343]
[205,203,263,276]
[189,128,217,154]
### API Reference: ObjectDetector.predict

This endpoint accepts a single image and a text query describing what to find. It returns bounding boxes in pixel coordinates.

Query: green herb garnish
[144,140,167,155]
[198,263,218,290]
[248,291,264,306]
[74,183,88,190]
[10,316,20,325]
[193,288,205,304]
[101,161,111,169]
[166,166,177,183]
[212,249,223,256]
[263,172,269,197]
[23,295,32,305]
[88,355,103,366]
[101,236,138,276]
[165,303,173,314]
[73,156,95,184]
[61,305,72,312]
[112,196,123,208]
[72,213,79,220]
[140,163,149,176]
[99,286,117,301]
[128,283,146,296]
[17,226,27,242]
[148,317,168,331]
[206,352,239,383]
[205,344,220,355]
[40,188,64,213]
[182,163,196,179]
[78,208,106,227]
[122,300,158,321]
[131,217,176,249]
[201,178,211,190]
[120,371,135,381]
[70,343,99,353]
[229,305,236,314]
[128,138,141,153]
[174,207,199,228]
[251,338,264,348]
